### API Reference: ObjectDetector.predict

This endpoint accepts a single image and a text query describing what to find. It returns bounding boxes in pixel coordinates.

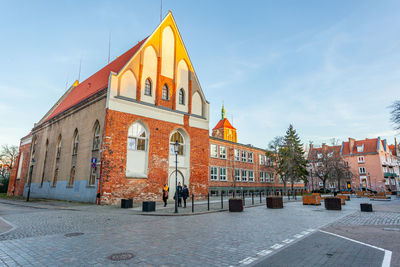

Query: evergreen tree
[280,125,308,193]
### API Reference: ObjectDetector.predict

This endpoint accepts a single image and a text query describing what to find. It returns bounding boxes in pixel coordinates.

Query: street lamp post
[173,141,180,214]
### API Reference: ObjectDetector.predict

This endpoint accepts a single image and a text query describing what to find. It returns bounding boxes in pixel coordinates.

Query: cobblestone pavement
[0,197,397,266]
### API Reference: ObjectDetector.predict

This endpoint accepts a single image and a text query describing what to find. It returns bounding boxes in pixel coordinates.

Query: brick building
[209,106,305,196]
[308,137,400,192]
[8,12,210,205]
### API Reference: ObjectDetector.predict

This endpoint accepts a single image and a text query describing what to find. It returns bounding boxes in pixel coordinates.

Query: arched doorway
[168,170,184,200]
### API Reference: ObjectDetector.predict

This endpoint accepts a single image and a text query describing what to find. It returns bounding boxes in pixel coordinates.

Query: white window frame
[248,170,254,182]
[265,172,270,182]
[259,154,264,165]
[219,167,227,181]
[210,144,218,158]
[241,170,247,182]
[248,152,253,163]
[357,144,364,153]
[317,153,323,159]
[219,146,227,159]
[359,167,366,174]
[270,173,275,182]
[259,171,264,182]
[210,166,218,181]
[358,156,365,163]
[235,169,241,181]
[241,151,247,162]
[234,149,240,161]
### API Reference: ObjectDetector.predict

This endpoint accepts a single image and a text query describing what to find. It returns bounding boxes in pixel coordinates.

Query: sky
[0,0,399,149]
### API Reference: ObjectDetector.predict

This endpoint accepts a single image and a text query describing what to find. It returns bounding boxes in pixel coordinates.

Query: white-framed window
[270,173,275,182]
[234,149,240,161]
[219,167,227,181]
[162,84,169,100]
[219,146,226,159]
[72,130,79,155]
[144,78,152,96]
[241,151,247,162]
[383,167,387,173]
[358,156,365,163]
[210,166,218,181]
[316,162,322,167]
[92,122,101,150]
[344,161,349,167]
[259,154,264,165]
[169,131,184,155]
[317,153,323,159]
[260,172,264,182]
[241,170,247,181]
[248,170,254,182]
[127,123,147,151]
[235,169,241,181]
[327,152,333,158]
[248,152,253,163]
[178,88,185,105]
[381,156,385,163]
[210,144,218,158]
[357,144,364,153]
[265,172,270,182]
[359,167,366,174]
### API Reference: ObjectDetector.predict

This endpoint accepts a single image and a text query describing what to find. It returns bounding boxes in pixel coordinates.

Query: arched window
[92,123,100,150]
[68,167,75,187]
[72,130,79,155]
[144,78,152,96]
[56,136,62,159]
[162,84,169,100]
[179,88,185,105]
[170,131,184,155]
[127,123,147,151]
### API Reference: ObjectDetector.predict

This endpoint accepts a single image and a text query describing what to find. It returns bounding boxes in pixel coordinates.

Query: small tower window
[144,78,152,96]
[162,84,169,100]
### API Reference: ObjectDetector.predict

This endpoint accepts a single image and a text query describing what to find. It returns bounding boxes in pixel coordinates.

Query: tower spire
[221,103,225,120]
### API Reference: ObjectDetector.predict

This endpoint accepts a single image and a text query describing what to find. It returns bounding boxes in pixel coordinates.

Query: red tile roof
[212,118,236,130]
[45,38,148,122]
[341,138,378,155]
[389,145,396,156]
[309,145,341,159]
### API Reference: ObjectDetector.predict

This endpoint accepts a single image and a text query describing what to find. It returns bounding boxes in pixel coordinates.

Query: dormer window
[357,144,364,153]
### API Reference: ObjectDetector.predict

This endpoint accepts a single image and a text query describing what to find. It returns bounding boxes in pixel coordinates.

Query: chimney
[349,138,355,154]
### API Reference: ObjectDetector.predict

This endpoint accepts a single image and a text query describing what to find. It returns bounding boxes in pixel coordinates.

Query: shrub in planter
[266,196,283,209]
[229,198,243,212]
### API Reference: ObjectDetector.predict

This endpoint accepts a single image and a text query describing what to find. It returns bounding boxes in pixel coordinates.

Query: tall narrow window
[219,146,226,159]
[210,144,217,158]
[234,149,240,161]
[248,171,254,182]
[219,167,227,181]
[56,137,62,159]
[242,170,248,182]
[144,78,152,96]
[41,139,49,187]
[68,167,75,187]
[162,84,169,100]
[127,123,147,151]
[179,88,185,105]
[52,168,58,187]
[92,123,101,150]
[235,169,241,181]
[210,166,218,181]
[170,131,184,155]
[260,172,264,182]
[72,130,79,155]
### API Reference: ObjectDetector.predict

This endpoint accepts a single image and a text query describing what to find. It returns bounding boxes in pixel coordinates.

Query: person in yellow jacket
[162,184,169,207]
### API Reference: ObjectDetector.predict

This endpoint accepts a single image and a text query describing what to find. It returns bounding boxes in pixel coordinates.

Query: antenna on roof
[108,31,111,64]
[78,58,82,82]
[160,0,163,23]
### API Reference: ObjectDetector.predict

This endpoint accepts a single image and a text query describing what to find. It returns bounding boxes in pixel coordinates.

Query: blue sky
[1,0,399,148]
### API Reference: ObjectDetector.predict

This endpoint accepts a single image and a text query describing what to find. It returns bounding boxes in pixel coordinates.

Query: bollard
[260,192,262,203]
[207,193,210,211]
[252,192,254,205]
[192,194,194,213]
[242,191,245,206]
[221,192,224,209]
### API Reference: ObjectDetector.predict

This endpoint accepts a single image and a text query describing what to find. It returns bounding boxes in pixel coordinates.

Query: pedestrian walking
[162,184,169,207]
[177,182,183,207]
[182,184,189,208]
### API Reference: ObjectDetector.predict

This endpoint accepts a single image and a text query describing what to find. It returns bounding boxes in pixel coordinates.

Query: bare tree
[390,100,400,130]
[0,144,19,169]
[266,136,287,193]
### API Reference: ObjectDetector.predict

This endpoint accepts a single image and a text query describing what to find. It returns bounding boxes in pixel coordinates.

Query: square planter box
[324,197,341,210]
[360,203,373,212]
[121,199,133,209]
[142,201,156,212]
[229,198,243,212]
[266,196,283,209]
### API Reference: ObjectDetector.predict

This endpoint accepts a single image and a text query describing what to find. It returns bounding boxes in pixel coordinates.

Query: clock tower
[211,105,237,142]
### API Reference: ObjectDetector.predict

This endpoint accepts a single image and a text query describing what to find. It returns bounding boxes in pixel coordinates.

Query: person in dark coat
[176,182,183,207]
[182,184,189,208]
[162,184,169,207]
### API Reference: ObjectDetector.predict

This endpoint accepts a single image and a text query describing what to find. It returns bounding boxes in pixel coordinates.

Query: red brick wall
[7,140,32,196]
[100,109,209,204]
